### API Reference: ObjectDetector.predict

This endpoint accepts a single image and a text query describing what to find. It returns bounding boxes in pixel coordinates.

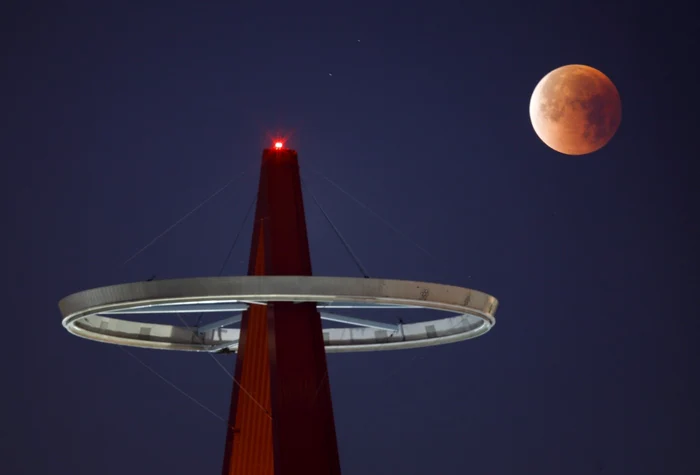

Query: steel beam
[196,314,243,333]
[319,312,399,331]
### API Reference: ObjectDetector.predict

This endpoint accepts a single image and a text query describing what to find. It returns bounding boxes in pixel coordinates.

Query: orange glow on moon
[529,64,622,155]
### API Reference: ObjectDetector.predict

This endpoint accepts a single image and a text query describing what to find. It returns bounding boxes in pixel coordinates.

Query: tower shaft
[221,148,341,475]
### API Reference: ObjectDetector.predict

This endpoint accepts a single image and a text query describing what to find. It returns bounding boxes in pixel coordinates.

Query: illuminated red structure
[221,144,342,475]
[58,143,500,475]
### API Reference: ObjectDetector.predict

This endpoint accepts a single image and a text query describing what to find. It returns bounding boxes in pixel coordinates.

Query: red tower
[221,146,342,475]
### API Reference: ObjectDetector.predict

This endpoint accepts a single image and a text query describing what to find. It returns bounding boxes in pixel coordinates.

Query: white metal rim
[59,276,498,353]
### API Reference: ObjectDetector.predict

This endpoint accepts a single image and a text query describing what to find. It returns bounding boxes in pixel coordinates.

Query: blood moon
[529,64,622,155]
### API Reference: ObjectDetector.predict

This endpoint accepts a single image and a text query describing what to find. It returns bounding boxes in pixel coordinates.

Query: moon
[529,64,621,155]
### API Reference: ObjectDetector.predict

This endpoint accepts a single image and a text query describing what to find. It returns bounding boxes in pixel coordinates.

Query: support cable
[119,346,233,427]
[106,160,265,427]
[121,169,248,266]
[311,370,330,407]
[301,177,370,278]
[176,313,272,419]
[193,195,257,329]
[119,165,270,420]
[217,196,257,276]
[306,165,434,259]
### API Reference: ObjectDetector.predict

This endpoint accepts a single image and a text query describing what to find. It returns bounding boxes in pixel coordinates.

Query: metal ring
[59,276,498,353]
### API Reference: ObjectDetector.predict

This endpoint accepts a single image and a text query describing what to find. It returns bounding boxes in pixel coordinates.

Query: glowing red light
[274,142,284,149]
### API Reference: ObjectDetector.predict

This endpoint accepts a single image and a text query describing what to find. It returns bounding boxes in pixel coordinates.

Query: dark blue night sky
[5,1,699,474]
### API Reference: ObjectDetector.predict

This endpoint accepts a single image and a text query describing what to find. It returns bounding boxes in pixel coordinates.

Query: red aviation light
[274,142,284,150]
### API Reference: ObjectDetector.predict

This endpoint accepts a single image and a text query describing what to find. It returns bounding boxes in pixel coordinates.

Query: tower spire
[221,146,341,475]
